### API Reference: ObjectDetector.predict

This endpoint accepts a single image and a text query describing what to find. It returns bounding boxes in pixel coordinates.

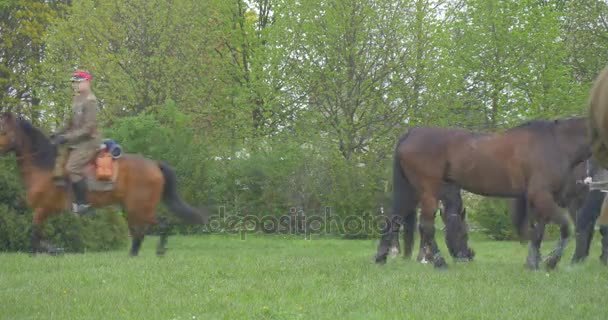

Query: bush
[0,206,129,253]
[470,196,562,241]
[470,197,517,241]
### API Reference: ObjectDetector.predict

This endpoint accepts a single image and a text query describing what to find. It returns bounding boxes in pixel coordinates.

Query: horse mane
[507,117,586,134]
[508,119,555,132]
[15,118,57,169]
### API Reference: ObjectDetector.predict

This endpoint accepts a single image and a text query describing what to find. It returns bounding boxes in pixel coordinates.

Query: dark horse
[512,159,608,264]
[375,117,590,270]
[0,112,209,256]
[388,183,474,263]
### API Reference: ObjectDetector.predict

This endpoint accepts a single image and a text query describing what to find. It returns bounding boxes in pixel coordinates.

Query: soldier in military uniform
[51,71,102,214]
[572,158,608,264]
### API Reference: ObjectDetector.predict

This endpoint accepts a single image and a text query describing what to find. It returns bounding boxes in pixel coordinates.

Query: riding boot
[571,229,593,264]
[71,179,91,215]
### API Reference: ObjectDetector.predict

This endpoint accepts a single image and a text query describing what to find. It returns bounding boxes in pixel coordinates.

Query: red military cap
[71,71,92,82]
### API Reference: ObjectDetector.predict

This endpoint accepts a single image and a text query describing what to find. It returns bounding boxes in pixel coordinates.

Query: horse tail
[393,131,418,257]
[511,194,529,241]
[158,162,209,224]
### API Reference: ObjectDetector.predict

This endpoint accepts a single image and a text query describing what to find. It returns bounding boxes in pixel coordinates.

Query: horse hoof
[545,255,560,270]
[433,256,447,269]
[526,258,540,270]
[571,255,585,265]
[156,248,167,257]
[374,254,387,265]
[47,247,65,256]
[454,256,473,263]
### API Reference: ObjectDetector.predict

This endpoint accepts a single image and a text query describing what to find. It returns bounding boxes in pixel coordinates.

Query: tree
[438,0,582,130]
[266,0,445,160]
[0,0,65,122]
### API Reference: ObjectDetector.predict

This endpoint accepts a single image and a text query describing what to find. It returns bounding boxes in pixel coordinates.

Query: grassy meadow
[0,233,607,320]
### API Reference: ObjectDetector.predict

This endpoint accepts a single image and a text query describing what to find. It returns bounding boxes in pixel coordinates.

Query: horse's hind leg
[527,221,545,270]
[401,208,417,259]
[531,191,570,270]
[419,193,446,269]
[156,216,169,256]
[128,224,147,257]
[375,214,403,264]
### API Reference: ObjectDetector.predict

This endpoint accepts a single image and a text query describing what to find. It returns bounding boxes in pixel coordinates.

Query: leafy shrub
[470,197,517,241]
[0,206,129,253]
[470,196,562,241]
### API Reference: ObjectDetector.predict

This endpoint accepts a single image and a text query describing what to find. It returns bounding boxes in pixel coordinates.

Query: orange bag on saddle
[95,151,113,180]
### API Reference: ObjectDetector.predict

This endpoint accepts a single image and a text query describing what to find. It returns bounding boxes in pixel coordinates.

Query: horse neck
[556,119,590,166]
[14,138,53,189]
[15,150,37,189]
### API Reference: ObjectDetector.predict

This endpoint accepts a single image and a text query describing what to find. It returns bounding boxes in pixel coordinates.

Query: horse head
[0,112,56,169]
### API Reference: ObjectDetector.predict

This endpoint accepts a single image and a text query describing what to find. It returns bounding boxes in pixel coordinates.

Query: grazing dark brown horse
[0,112,209,256]
[375,117,590,270]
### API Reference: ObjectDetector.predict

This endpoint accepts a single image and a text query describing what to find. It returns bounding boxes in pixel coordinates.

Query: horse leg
[572,190,604,264]
[388,225,400,257]
[416,223,430,263]
[419,193,446,269]
[531,192,570,270]
[30,208,62,255]
[374,214,402,264]
[156,216,169,256]
[401,209,417,259]
[129,224,146,257]
[526,221,545,270]
[30,222,44,255]
[545,221,569,270]
[443,188,474,262]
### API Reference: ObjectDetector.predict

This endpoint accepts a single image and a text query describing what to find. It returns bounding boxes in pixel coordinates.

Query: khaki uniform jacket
[62,92,102,150]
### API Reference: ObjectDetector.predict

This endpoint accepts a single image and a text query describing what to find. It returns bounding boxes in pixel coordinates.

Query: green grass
[0,233,607,320]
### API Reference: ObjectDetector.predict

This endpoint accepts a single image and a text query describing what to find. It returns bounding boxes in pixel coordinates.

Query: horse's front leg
[30,208,47,255]
[30,208,63,255]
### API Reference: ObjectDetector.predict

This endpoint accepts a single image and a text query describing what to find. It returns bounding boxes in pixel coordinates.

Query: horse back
[113,153,164,190]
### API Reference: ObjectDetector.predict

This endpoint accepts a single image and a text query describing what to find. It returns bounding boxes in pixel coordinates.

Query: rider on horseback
[51,71,102,214]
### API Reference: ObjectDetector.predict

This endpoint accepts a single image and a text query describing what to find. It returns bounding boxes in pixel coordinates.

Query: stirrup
[53,176,67,187]
[72,203,91,215]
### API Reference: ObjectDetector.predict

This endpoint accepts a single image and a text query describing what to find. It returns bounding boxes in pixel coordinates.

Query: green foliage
[0,205,30,251]
[470,196,562,241]
[470,197,517,241]
[0,0,64,118]
[2,0,607,242]
[0,206,129,253]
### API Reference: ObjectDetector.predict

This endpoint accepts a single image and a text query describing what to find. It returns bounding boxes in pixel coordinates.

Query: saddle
[54,140,122,191]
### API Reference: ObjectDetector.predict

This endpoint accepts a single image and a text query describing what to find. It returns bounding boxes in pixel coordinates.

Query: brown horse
[375,117,590,270]
[0,112,209,256]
